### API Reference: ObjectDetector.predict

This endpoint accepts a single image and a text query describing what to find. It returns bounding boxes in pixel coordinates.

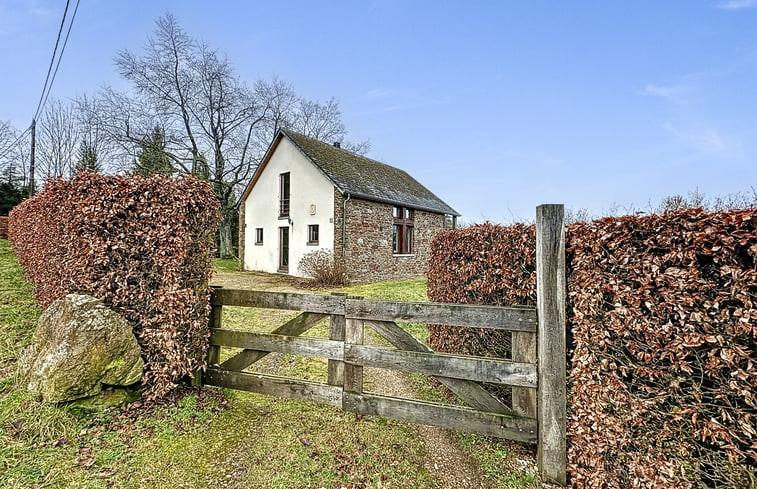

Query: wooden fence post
[511,331,537,417]
[536,204,567,486]
[207,286,223,367]
[193,285,222,387]
[328,293,347,386]
[343,317,364,394]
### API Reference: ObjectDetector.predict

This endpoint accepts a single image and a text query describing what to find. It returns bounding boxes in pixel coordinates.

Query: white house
[239,129,458,282]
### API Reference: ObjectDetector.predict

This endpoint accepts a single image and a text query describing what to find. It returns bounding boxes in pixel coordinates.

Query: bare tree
[0,121,29,188]
[710,188,757,210]
[74,93,117,173]
[114,13,203,174]
[77,88,172,172]
[254,77,299,137]
[656,188,756,213]
[108,14,367,257]
[74,13,368,257]
[294,98,346,142]
[564,207,593,225]
[251,78,370,155]
[37,99,80,180]
[191,43,274,255]
[293,97,371,154]
[0,121,15,160]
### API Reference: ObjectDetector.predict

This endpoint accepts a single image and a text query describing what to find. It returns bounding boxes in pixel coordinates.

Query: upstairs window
[255,228,263,245]
[307,224,319,245]
[392,206,414,254]
[279,172,290,217]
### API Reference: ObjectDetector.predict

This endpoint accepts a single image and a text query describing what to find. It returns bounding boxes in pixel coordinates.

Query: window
[392,206,414,254]
[279,172,290,217]
[307,224,319,245]
[255,228,263,245]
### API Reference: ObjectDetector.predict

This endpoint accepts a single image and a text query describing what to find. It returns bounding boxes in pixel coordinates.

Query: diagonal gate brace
[219,312,328,371]
[365,320,516,416]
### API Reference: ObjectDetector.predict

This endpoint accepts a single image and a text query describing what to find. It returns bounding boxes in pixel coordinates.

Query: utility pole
[29,118,36,197]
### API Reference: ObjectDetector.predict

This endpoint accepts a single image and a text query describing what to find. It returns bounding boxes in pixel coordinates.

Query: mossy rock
[22,294,144,403]
[67,384,143,411]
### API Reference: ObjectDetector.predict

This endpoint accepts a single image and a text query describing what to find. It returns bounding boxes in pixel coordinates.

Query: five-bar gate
[200,204,566,485]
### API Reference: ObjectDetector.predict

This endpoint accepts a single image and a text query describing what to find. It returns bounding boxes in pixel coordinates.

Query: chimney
[333,141,341,148]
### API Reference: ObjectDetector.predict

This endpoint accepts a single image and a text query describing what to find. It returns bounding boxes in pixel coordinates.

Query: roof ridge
[281,128,405,173]
[279,128,460,216]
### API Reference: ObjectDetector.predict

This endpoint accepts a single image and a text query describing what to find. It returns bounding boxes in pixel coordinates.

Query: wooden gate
[201,204,566,485]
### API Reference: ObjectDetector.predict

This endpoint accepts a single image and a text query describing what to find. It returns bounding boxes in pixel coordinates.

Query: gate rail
[201,204,566,485]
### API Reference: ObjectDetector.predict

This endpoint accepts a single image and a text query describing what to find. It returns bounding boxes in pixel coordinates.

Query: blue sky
[1,0,756,222]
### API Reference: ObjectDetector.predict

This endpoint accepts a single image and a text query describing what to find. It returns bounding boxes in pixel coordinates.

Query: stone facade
[334,189,446,282]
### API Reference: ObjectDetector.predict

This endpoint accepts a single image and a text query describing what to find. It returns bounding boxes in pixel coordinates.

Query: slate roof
[281,129,459,216]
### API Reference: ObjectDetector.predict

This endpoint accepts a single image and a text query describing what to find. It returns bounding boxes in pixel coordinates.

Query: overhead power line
[38,0,81,118]
[22,0,81,197]
[33,0,71,121]
[0,125,33,162]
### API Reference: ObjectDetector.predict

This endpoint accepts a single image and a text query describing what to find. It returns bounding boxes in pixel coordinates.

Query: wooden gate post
[195,285,222,387]
[207,286,223,367]
[536,204,567,486]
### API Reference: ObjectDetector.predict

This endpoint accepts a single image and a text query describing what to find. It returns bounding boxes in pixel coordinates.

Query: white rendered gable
[242,137,336,276]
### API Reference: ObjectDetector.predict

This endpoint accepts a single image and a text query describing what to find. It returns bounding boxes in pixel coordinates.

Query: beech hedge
[427,209,756,488]
[8,173,220,399]
[0,216,7,239]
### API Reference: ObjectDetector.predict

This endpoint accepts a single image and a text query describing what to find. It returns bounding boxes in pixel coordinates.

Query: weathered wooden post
[194,285,222,386]
[207,286,223,367]
[511,330,537,417]
[536,204,567,486]
[343,316,364,394]
[328,293,347,387]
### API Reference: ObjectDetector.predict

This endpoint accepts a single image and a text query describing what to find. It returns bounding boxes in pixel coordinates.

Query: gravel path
[365,349,496,489]
[210,270,532,489]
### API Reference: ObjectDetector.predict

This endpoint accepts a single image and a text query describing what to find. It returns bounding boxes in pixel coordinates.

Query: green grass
[340,277,427,302]
[214,270,540,488]
[212,258,239,273]
[2,242,538,488]
[0,240,39,362]
[0,240,435,488]
[458,433,541,489]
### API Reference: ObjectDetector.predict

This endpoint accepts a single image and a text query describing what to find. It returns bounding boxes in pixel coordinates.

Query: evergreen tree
[133,127,174,176]
[75,141,101,173]
[0,180,25,215]
[1,162,23,187]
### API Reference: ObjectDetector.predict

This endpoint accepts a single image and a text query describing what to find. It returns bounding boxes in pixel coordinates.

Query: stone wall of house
[334,190,446,282]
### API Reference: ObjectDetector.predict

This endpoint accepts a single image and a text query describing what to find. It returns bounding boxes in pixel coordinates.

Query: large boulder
[23,294,144,403]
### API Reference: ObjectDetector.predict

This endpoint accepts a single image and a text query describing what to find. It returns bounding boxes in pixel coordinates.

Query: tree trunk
[219,210,234,259]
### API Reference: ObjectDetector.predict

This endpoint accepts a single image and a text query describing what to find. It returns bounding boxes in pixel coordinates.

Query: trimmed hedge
[428,209,756,488]
[8,173,220,399]
[0,216,7,239]
[427,223,535,359]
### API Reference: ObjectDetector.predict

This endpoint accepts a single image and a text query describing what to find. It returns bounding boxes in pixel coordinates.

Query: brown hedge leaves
[427,223,535,359]
[8,173,220,399]
[428,209,756,488]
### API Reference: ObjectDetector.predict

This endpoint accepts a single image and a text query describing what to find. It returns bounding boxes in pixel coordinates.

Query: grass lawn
[0,241,433,488]
[212,257,239,273]
[211,266,542,489]
[1,242,541,488]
